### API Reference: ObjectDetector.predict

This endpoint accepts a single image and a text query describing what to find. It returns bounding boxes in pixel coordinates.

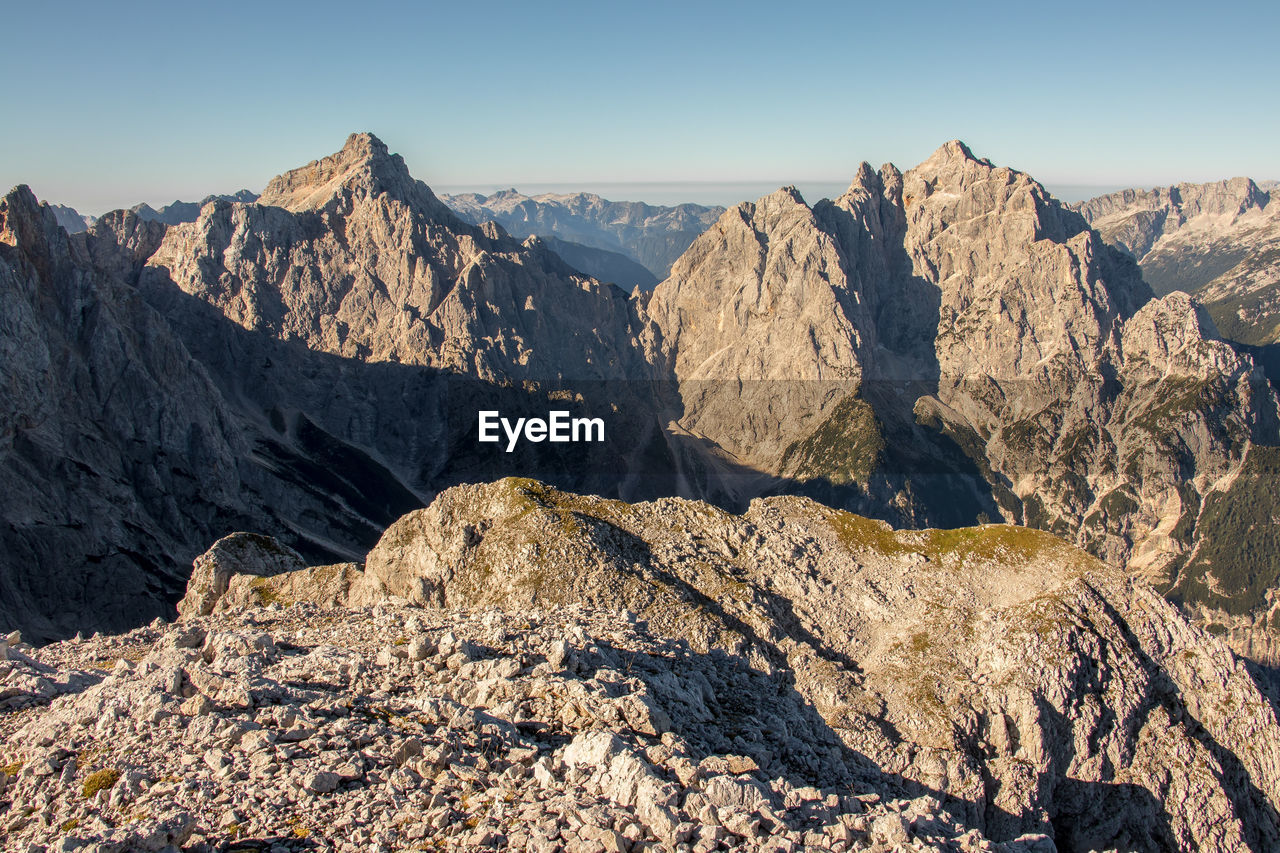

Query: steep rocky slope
[0,184,457,643]
[647,143,1280,659]
[1074,179,1280,346]
[540,235,659,290]
[146,134,653,382]
[43,203,92,234]
[0,135,673,643]
[0,187,255,640]
[139,132,676,508]
[442,188,723,282]
[4,478,1278,851]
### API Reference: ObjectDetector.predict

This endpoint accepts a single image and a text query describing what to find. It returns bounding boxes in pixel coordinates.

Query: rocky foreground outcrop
[3,479,1278,852]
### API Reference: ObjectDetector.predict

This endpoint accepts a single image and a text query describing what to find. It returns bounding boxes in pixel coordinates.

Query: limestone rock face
[129,189,259,226]
[0,178,452,642]
[176,533,305,619]
[0,186,249,640]
[150,477,1280,851]
[900,140,1147,381]
[645,187,867,488]
[1074,177,1271,264]
[1075,178,1280,345]
[646,141,1279,654]
[6,134,1280,662]
[43,202,92,234]
[147,133,653,382]
[0,135,674,642]
[442,187,723,281]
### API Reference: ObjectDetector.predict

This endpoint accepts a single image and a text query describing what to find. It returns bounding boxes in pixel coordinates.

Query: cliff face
[647,143,1277,632]
[0,186,250,639]
[147,133,654,383]
[0,136,673,642]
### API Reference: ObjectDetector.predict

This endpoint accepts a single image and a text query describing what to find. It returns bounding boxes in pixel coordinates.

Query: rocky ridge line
[441,188,724,282]
[1073,178,1280,346]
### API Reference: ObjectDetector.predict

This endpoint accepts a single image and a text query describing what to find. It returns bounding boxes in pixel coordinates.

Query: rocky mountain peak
[1,185,49,249]
[744,186,815,231]
[143,133,655,381]
[1071,176,1280,349]
[843,161,880,196]
[908,139,1029,199]
[919,138,983,169]
[1,185,78,281]
[256,131,445,217]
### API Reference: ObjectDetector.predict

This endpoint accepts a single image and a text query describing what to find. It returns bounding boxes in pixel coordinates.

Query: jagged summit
[0,184,46,248]
[0,185,80,278]
[841,161,883,197]
[256,132,452,220]
[765,185,809,209]
[926,138,980,163]
[144,132,653,378]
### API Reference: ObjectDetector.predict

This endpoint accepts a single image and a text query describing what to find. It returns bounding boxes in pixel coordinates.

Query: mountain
[647,143,1280,662]
[42,202,93,234]
[0,189,303,640]
[441,188,723,281]
[540,235,658,289]
[0,134,672,643]
[5,478,1278,851]
[5,133,1280,667]
[145,134,654,381]
[129,189,259,226]
[1074,179,1280,346]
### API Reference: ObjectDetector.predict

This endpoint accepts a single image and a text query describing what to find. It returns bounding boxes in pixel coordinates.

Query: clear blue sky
[4,0,1277,214]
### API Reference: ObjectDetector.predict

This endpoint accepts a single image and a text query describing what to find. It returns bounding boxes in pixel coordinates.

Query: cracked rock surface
[5,479,1279,852]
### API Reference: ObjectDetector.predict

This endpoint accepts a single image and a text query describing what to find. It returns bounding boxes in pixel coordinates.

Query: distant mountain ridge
[1074,178,1280,346]
[40,186,694,290]
[43,202,93,233]
[129,189,259,225]
[29,191,262,235]
[440,188,723,282]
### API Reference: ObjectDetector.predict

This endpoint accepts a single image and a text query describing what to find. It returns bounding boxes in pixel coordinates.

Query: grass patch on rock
[82,768,121,798]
